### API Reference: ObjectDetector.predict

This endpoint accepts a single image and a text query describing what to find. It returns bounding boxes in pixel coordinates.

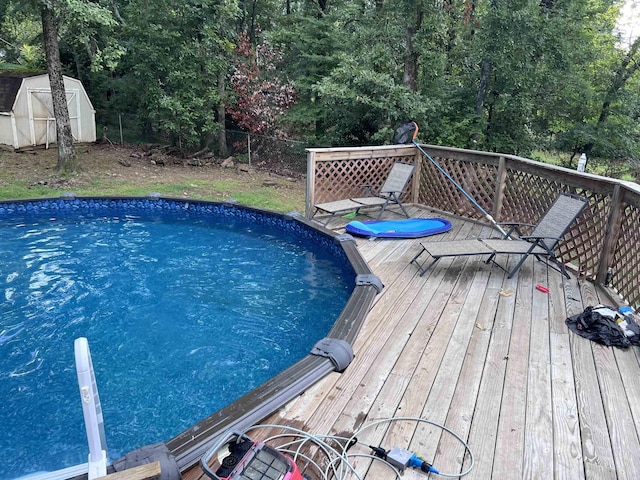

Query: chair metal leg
[533,254,571,279]
[506,255,530,279]
[311,208,334,227]
[410,248,441,276]
[376,201,390,219]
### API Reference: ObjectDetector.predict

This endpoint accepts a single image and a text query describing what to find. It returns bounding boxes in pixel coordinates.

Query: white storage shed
[0,73,96,149]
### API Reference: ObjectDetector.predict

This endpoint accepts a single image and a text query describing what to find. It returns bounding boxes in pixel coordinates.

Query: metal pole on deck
[412,139,508,237]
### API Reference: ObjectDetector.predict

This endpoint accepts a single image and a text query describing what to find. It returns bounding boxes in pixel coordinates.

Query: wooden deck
[184,205,640,480]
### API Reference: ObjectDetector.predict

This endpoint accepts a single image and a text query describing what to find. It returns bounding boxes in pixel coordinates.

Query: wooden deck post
[411,146,422,204]
[95,461,161,480]
[493,155,507,222]
[597,183,624,284]
[305,149,317,218]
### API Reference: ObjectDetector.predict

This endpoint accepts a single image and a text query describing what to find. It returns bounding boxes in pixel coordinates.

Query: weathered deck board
[573,281,617,479]
[184,209,640,480]
[523,261,554,479]
[492,257,533,479]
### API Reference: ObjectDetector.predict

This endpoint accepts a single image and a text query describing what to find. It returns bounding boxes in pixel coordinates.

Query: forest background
[1,0,640,180]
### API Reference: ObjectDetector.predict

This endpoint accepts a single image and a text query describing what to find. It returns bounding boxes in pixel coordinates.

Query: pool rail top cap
[310,338,354,372]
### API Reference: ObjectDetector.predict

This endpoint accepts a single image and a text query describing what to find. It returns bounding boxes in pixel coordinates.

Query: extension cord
[242,417,475,479]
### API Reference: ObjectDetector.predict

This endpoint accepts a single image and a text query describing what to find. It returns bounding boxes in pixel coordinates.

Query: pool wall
[0,194,382,477]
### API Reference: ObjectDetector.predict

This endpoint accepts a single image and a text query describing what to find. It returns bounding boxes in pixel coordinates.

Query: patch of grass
[0,146,307,211]
[0,170,305,212]
[531,150,567,166]
[211,179,242,191]
[0,184,52,200]
[231,188,303,213]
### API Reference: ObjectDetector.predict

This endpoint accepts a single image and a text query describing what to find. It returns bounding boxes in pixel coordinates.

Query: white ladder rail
[74,337,108,479]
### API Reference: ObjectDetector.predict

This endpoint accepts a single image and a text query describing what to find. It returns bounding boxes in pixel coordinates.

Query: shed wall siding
[0,115,15,147]
[0,74,96,149]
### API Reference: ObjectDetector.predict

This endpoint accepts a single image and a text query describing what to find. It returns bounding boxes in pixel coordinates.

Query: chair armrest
[358,184,378,195]
[498,222,536,227]
[520,235,562,245]
[497,222,536,239]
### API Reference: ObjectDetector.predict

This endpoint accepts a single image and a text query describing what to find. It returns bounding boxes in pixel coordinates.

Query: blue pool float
[345,217,452,239]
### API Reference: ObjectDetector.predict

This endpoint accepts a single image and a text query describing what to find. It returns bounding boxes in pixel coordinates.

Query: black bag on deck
[565,305,640,348]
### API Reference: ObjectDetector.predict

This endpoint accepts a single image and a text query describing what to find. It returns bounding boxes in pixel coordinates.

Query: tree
[402,0,424,91]
[8,0,118,172]
[545,0,640,165]
[227,32,296,136]
[579,37,640,160]
[111,0,239,150]
[8,0,640,167]
[270,11,341,141]
[41,1,77,173]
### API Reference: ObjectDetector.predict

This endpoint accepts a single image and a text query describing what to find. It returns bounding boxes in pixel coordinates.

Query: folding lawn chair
[312,161,415,226]
[410,193,588,279]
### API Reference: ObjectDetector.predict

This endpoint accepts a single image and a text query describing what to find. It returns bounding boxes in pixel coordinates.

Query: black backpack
[392,121,418,144]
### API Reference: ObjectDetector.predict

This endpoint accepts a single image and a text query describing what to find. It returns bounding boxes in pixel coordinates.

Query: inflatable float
[345,218,452,239]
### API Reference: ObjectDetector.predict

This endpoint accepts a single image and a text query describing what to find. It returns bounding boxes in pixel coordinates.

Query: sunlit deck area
[185,204,640,480]
[180,142,640,480]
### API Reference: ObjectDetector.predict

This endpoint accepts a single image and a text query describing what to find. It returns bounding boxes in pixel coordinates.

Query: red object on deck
[201,431,304,480]
[535,285,550,293]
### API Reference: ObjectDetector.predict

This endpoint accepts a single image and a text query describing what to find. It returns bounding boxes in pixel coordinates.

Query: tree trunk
[476,58,491,115]
[403,25,419,91]
[582,37,640,156]
[249,0,258,44]
[217,71,228,157]
[403,3,423,92]
[317,0,328,17]
[41,3,78,173]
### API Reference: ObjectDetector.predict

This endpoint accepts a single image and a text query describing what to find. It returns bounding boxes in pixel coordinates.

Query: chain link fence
[94,111,146,145]
[224,129,306,175]
[94,110,307,176]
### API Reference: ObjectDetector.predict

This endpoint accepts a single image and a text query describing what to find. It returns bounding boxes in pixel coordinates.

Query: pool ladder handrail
[74,337,108,479]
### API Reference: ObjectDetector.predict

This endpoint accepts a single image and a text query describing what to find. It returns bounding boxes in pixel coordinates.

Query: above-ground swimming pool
[0,196,379,479]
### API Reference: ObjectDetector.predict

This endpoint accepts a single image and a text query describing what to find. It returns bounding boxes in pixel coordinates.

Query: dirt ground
[0,144,307,212]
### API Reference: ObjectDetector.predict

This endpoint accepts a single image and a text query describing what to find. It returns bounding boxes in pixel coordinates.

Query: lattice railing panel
[501,170,611,279]
[418,156,498,221]
[610,202,640,308]
[313,154,416,204]
[569,191,611,277]
[308,144,639,308]
[501,172,564,222]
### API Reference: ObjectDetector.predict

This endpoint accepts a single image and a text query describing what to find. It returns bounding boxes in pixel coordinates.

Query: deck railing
[306,144,640,310]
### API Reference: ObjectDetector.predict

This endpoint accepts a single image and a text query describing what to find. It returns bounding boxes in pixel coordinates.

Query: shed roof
[0,72,46,113]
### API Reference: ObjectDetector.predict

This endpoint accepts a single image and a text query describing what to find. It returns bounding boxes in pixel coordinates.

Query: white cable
[242,416,475,479]
[346,417,476,478]
[245,426,362,479]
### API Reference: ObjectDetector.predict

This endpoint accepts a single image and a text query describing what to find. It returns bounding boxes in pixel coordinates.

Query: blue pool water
[0,199,353,479]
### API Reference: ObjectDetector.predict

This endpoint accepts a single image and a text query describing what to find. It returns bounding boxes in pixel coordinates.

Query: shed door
[28,88,80,147]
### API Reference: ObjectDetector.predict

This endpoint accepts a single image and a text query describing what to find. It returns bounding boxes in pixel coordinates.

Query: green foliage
[0,2,43,66]
[314,56,431,145]
[270,12,342,141]
[18,44,45,69]
[5,0,640,171]
[105,0,240,149]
